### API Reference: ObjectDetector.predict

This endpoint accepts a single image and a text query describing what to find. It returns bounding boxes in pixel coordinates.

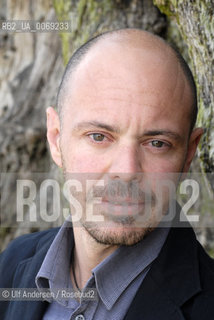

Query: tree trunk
[154,0,214,255]
[0,0,64,249]
[154,0,214,189]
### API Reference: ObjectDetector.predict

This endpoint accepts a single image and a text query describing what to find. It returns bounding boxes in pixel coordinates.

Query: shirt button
[75,315,85,320]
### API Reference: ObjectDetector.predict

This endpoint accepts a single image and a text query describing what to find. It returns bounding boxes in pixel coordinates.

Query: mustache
[87,179,156,204]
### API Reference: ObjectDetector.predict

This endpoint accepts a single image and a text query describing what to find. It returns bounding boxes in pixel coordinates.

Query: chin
[81,221,155,246]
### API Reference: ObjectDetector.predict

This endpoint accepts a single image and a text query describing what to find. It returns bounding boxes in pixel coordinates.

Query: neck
[71,226,118,289]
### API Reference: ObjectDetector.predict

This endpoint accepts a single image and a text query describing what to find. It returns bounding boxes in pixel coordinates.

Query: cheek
[62,146,109,173]
[141,153,186,173]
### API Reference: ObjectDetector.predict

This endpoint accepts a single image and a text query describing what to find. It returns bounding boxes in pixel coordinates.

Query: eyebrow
[72,121,121,134]
[141,130,183,141]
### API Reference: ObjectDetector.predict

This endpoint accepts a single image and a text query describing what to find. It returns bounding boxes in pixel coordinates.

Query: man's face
[47,39,202,245]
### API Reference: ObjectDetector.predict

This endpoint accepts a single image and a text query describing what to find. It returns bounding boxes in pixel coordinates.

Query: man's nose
[108,144,142,182]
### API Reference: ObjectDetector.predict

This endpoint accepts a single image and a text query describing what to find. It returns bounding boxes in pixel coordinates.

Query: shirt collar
[36,218,74,292]
[92,226,169,310]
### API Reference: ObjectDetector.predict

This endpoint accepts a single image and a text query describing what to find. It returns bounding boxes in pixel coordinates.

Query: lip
[101,198,145,205]
[100,200,145,211]
[105,202,145,206]
[99,201,145,217]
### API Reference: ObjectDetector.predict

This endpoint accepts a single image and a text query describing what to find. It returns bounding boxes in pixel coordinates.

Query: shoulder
[196,240,214,291]
[0,228,59,285]
[0,227,59,259]
[157,226,214,318]
[183,241,214,319]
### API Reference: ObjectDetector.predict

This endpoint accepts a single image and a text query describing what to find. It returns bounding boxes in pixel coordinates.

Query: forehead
[62,39,192,133]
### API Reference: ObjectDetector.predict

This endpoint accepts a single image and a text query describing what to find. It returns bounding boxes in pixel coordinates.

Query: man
[0,29,214,319]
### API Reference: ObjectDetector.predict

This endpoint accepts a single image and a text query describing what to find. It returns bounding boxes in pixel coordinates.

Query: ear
[46,107,62,168]
[182,127,203,173]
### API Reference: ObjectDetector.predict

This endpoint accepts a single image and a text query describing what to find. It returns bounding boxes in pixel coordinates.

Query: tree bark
[154,0,214,255]
[0,0,64,249]
[53,0,167,63]
[154,0,214,191]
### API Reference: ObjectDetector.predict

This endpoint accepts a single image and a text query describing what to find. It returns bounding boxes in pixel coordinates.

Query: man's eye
[89,133,105,142]
[151,140,165,148]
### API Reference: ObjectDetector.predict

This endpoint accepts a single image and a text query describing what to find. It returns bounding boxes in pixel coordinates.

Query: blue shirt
[36,220,169,320]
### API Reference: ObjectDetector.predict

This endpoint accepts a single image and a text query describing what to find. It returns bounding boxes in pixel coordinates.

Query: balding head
[57,29,197,132]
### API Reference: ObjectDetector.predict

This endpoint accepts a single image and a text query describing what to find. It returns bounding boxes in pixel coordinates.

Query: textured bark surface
[0,0,167,251]
[154,0,214,255]
[0,0,64,249]
[154,0,214,189]
[54,0,167,64]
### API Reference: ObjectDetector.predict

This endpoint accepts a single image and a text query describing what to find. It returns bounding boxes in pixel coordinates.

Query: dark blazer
[0,224,214,319]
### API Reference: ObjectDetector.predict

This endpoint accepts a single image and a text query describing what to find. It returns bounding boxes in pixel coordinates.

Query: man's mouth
[98,198,147,218]
[101,197,145,206]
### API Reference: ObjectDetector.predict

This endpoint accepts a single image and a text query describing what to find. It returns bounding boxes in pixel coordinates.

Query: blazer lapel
[124,226,201,320]
[6,230,59,320]
[124,272,185,320]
